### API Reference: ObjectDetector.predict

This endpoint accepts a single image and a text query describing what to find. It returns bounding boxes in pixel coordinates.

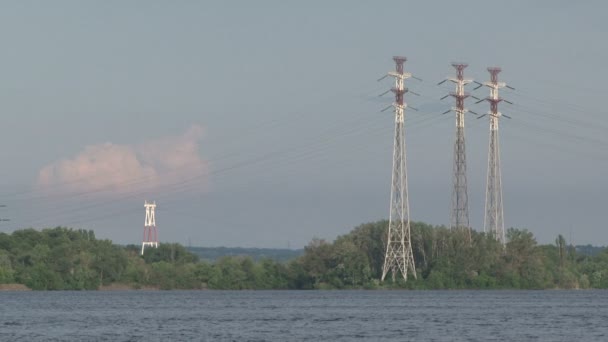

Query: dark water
[1,290,607,341]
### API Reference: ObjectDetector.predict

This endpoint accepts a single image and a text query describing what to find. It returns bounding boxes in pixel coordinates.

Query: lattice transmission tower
[381,56,416,282]
[141,200,158,255]
[439,63,475,241]
[480,67,511,245]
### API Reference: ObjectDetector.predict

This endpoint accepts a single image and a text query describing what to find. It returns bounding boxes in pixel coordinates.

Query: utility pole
[439,63,476,242]
[381,56,416,282]
[479,67,511,245]
[141,201,158,255]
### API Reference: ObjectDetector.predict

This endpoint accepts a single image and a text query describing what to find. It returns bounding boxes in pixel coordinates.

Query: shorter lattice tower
[482,67,509,245]
[141,200,158,255]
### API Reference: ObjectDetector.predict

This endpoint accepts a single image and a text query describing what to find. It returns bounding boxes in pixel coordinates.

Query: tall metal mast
[482,67,509,245]
[381,56,416,282]
[141,200,158,255]
[441,63,474,241]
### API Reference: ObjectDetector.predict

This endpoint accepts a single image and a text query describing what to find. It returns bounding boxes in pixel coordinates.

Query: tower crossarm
[485,97,503,116]
[450,91,470,114]
[484,81,507,89]
[391,87,409,110]
[484,81,506,100]
[448,77,473,85]
[388,71,412,80]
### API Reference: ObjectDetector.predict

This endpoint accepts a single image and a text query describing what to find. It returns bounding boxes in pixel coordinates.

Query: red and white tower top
[448,63,473,128]
[388,56,411,123]
[484,67,507,131]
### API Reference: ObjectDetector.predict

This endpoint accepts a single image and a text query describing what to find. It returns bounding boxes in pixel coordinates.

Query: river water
[1,290,607,341]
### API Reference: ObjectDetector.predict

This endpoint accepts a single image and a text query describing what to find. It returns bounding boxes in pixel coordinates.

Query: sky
[0,1,607,248]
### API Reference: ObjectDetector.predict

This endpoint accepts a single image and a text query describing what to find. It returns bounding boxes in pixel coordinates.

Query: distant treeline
[185,246,303,262]
[1,222,608,290]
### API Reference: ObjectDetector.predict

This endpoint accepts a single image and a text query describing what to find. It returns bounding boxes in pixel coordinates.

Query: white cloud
[37,124,208,196]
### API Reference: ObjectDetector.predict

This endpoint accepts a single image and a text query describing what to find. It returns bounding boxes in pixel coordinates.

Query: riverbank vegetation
[0,221,607,290]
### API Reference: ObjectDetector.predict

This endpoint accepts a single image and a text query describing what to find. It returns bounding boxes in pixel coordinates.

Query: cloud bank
[37,125,208,196]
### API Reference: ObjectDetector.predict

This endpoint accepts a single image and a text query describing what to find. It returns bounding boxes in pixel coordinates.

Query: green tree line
[1,222,607,290]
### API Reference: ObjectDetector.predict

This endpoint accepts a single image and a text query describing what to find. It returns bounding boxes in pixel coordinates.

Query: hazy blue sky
[0,1,607,248]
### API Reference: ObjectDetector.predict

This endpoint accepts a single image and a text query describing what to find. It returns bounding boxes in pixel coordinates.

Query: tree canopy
[0,222,604,290]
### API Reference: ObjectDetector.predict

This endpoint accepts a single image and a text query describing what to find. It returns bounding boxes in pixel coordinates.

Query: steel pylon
[381,56,416,282]
[447,63,472,241]
[482,67,507,245]
[141,200,159,255]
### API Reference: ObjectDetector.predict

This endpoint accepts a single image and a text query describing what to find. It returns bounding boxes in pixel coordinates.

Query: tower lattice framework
[381,56,416,282]
[447,63,473,240]
[141,200,158,255]
[483,68,507,245]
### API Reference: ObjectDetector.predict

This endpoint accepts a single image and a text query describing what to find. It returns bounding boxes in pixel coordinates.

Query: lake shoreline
[0,284,30,291]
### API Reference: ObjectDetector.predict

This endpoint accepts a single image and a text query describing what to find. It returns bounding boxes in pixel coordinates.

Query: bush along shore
[0,222,606,290]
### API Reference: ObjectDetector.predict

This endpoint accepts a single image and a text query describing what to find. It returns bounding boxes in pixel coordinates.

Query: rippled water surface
[1,290,607,341]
